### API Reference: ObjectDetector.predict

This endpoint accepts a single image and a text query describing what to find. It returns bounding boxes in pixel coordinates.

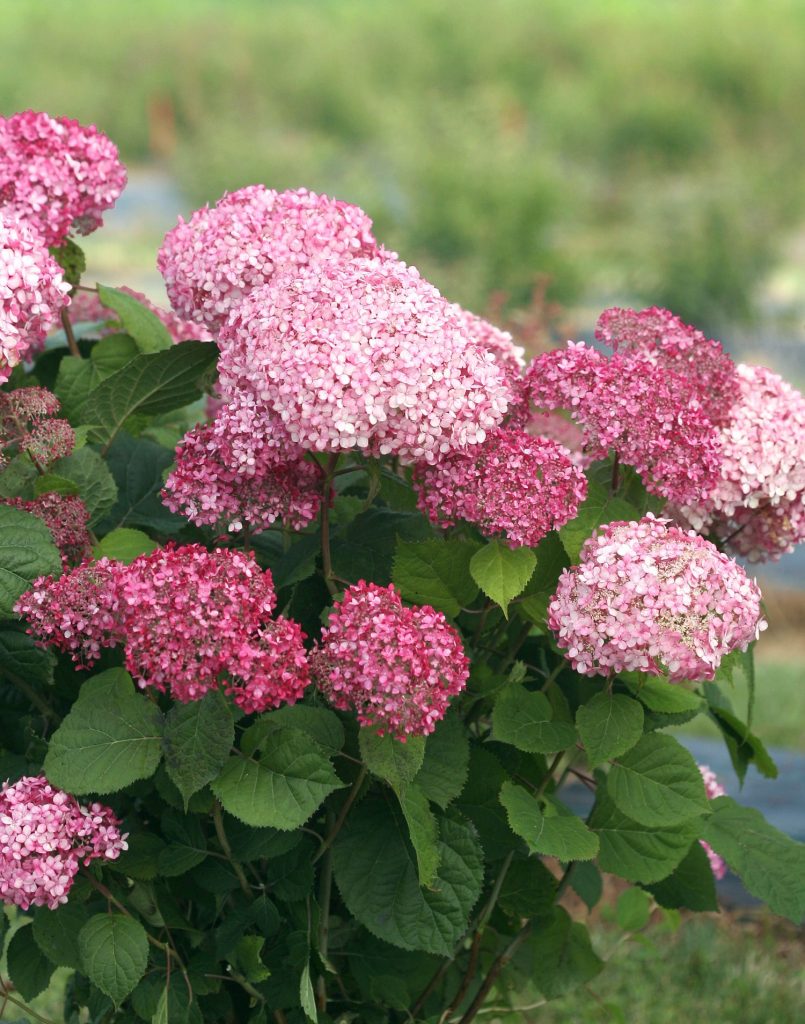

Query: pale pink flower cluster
[311,582,469,738]
[2,492,92,566]
[413,426,587,548]
[452,305,527,409]
[0,387,75,469]
[526,411,589,467]
[158,185,386,330]
[1,211,71,383]
[673,364,805,561]
[162,397,322,534]
[119,545,310,711]
[67,286,214,343]
[548,516,765,682]
[15,558,126,667]
[0,111,126,246]
[0,775,126,910]
[217,258,510,463]
[698,764,727,880]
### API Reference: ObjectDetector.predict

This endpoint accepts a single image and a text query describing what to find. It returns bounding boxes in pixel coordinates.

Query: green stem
[319,453,340,596]
[316,809,335,1012]
[312,765,368,865]
[212,799,252,897]
[0,980,58,1024]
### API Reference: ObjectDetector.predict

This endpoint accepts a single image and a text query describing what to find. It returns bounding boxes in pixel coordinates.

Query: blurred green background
[4,0,805,349]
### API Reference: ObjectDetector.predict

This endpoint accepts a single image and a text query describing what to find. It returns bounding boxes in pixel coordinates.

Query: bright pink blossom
[0,776,127,910]
[699,764,727,879]
[217,258,510,463]
[312,582,469,738]
[67,286,214,343]
[0,111,126,246]
[158,185,387,330]
[1,211,70,382]
[548,516,765,682]
[2,493,92,566]
[414,426,587,548]
[672,364,805,561]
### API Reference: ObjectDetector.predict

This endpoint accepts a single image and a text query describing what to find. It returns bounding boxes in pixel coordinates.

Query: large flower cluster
[311,582,469,738]
[547,516,765,682]
[673,364,805,561]
[67,286,215,343]
[699,764,727,879]
[162,397,323,534]
[0,111,126,246]
[414,426,587,548]
[2,492,92,566]
[452,305,527,410]
[158,185,386,330]
[0,387,75,469]
[217,258,510,463]
[1,211,70,383]
[119,545,310,711]
[0,776,126,910]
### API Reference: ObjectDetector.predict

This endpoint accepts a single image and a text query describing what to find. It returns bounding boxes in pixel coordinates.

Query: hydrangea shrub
[0,109,803,1024]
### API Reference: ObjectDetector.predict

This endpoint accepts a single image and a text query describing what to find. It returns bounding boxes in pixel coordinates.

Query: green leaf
[97,434,184,533]
[33,472,81,498]
[392,537,479,617]
[7,923,55,1000]
[414,713,470,808]
[397,782,440,887]
[469,539,535,617]
[498,858,558,918]
[242,704,345,756]
[97,285,173,353]
[646,841,718,912]
[559,482,638,562]
[212,727,343,829]
[48,446,118,526]
[163,690,235,809]
[93,527,159,564]
[702,797,805,923]
[569,860,603,910]
[331,508,432,585]
[492,684,576,753]
[231,934,271,982]
[621,674,705,714]
[49,238,86,289]
[152,987,169,1024]
[33,901,90,969]
[85,341,219,448]
[54,354,101,422]
[79,914,149,1007]
[608,733,709,826]
[359,729,426,788]
[91,333,141,378]
[333,798,484,954]
[615,887,652,931]
[590,784,701,883]
[300,963,318,1023]
[709,705,778,782]
[576,692,644,766]
[500,782,599,860]
[530,908,603,999]
[0,505,62,617]
[0,626,55,685]
[45,674,164,794]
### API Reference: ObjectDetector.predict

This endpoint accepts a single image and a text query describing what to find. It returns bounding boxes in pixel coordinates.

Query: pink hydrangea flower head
[0,775,127,910]
[15,557,126,667]
[0,387,75,469]
[2,493,92,566]
[452,304,527,411]
[1,210,71,382]
[413,425,587,548]
[548,515,765,682]
[698,763,727,879]
[67,286,215,343]
[526,411,589,467]
[162,397,323,534]
[158,185,388,330]
[311,581,469,738]
[0,111,127,246]
[217,257,511,463]
[672,364,805,561]
[224,618,312,715]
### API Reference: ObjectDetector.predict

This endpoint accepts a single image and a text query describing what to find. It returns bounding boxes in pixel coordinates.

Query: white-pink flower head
[548,516,765,682]
[0,111,126,246]
[158,185,388,330]
[312,581,469,738]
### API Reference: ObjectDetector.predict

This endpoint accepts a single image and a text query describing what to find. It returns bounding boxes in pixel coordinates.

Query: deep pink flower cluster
[0,111,126,246]
[547,516,765,682]
[217,258,510,463]
[15,558,126,667]
[162,397,323,534]
[1,211,70,383]
[526,411,589,467]
[119,545,310,711]
[2,492,92,566]
[413,426,587,548]
[673,364,805,561]
[158,185,386,330]
[0,776,126,910]
[67,286,215,343]
[311,582,469,738]
[699,763,727,879]
[0,387,75,469]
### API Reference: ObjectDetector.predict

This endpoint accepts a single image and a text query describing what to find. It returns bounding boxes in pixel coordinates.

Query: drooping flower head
[414,425,587,548]
[699,764,727,879]
[548,516,765,682]
[1,211,71,382]
[311,582,469,738]
[66,286,215,343]
[0,776,127,910]
[158,185,387,330]
[672,364,805,561]
[0,387,75,469]
[15,557,126,667]
[2,493,92,566]
[217,257,510,463]
[0,111,126,246]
